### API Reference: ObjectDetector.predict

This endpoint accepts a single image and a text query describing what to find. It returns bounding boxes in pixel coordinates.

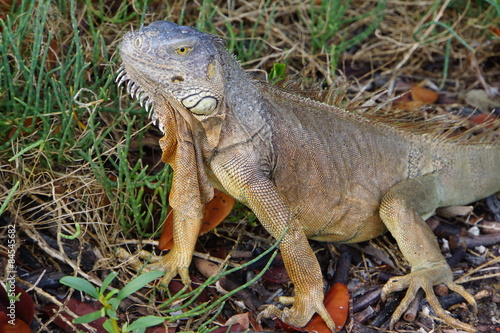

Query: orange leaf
[0,318,31,333]
[201,190,235,233]
[489,26,500,37]
[6,116,43,140]
[410,85,439,104]
[47,38,59,71]
[396,100,425,111]
[73,111,87,130]
[158,189,235,250]
[470,113,497,127]
[52,123,62,136]
[304,283,349,333]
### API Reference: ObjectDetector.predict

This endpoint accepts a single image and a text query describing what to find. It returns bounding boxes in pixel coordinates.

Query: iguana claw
[381,263,477,333]
[258,295,336,332]
[146,251,192,287]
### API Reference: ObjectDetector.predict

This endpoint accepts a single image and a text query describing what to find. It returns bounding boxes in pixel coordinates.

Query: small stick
[332,251,351,285]
[438,293,467,309]
[353,287,382,313]
[353,305,376,323]
[371,296,399,328]
[434,284,449,297]
[426,217,462,237]
[478,221,500,234]
[403,289,424,322]
[464,233,500,248]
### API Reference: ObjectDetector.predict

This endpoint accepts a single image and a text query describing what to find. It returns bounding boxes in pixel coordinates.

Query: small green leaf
[103,319,114,333]
[104,288,119,302]
[268,62,286,84]
[116,271,164,301]
[60,222,81,239]
[107,297,120,311]
[125,316,165,332]
[100,272,119,294]
[105,307,118,320]
[60,276,99,299]
[73,309,103,324]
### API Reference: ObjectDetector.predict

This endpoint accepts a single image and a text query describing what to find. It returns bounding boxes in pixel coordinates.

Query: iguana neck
[215,44,273,145]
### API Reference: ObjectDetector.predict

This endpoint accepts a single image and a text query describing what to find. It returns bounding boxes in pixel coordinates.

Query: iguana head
[117,21,226,131]
[117,21,234,208]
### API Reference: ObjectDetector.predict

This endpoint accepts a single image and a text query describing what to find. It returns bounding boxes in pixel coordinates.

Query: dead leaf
[274,317,305,332]
[261,265,289,284]
[465,89,500,113]
[165,275,209,303]
[0,318,31,333]
[193,257,219,278]
[145,327,177,333]
[209,324,242,333]
[47,38,59,71]
[410,85,439,104]
[224,312,250,331]
[357,243,395,268]
[6,116,42,140]
[44,299,106,333]
[394,86,438,111]
[470,113,498,127]
[73,110,87,130]
[489,26,500,37]
[304,282,349,332]
[0,284,34,327]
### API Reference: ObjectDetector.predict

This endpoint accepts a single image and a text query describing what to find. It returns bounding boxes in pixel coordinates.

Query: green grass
[60,271,165,332]
[302,0,386,71]
[0,0,171,237]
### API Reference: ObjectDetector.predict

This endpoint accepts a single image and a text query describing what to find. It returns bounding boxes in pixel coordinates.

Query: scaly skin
[117,21,500,332]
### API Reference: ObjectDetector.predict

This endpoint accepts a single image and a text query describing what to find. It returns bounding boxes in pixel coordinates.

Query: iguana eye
[175,46,191,55]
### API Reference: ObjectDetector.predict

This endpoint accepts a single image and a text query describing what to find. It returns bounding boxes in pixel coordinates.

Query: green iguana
[116,21,500,332]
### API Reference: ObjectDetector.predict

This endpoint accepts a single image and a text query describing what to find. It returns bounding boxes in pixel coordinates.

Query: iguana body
[117,21,500,332]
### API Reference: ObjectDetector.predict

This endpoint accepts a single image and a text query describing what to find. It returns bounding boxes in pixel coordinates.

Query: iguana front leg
[148,125,206,286]
[148,210,202,286]
[379,173,477,332]
[211,153,335,331]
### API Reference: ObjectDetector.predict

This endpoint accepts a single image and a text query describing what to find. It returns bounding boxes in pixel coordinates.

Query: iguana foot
[381,263,477,332]
[146,250,192,287]
[258,294,336,332]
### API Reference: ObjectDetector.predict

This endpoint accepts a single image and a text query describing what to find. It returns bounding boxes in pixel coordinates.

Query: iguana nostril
[171,76,184,83]
[134,38,141,48]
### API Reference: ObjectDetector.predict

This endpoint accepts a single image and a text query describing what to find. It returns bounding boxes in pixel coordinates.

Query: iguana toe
[447,282,477,314]
[382,264,476,332]
[258,295,336,332]
[146,251,192,287]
